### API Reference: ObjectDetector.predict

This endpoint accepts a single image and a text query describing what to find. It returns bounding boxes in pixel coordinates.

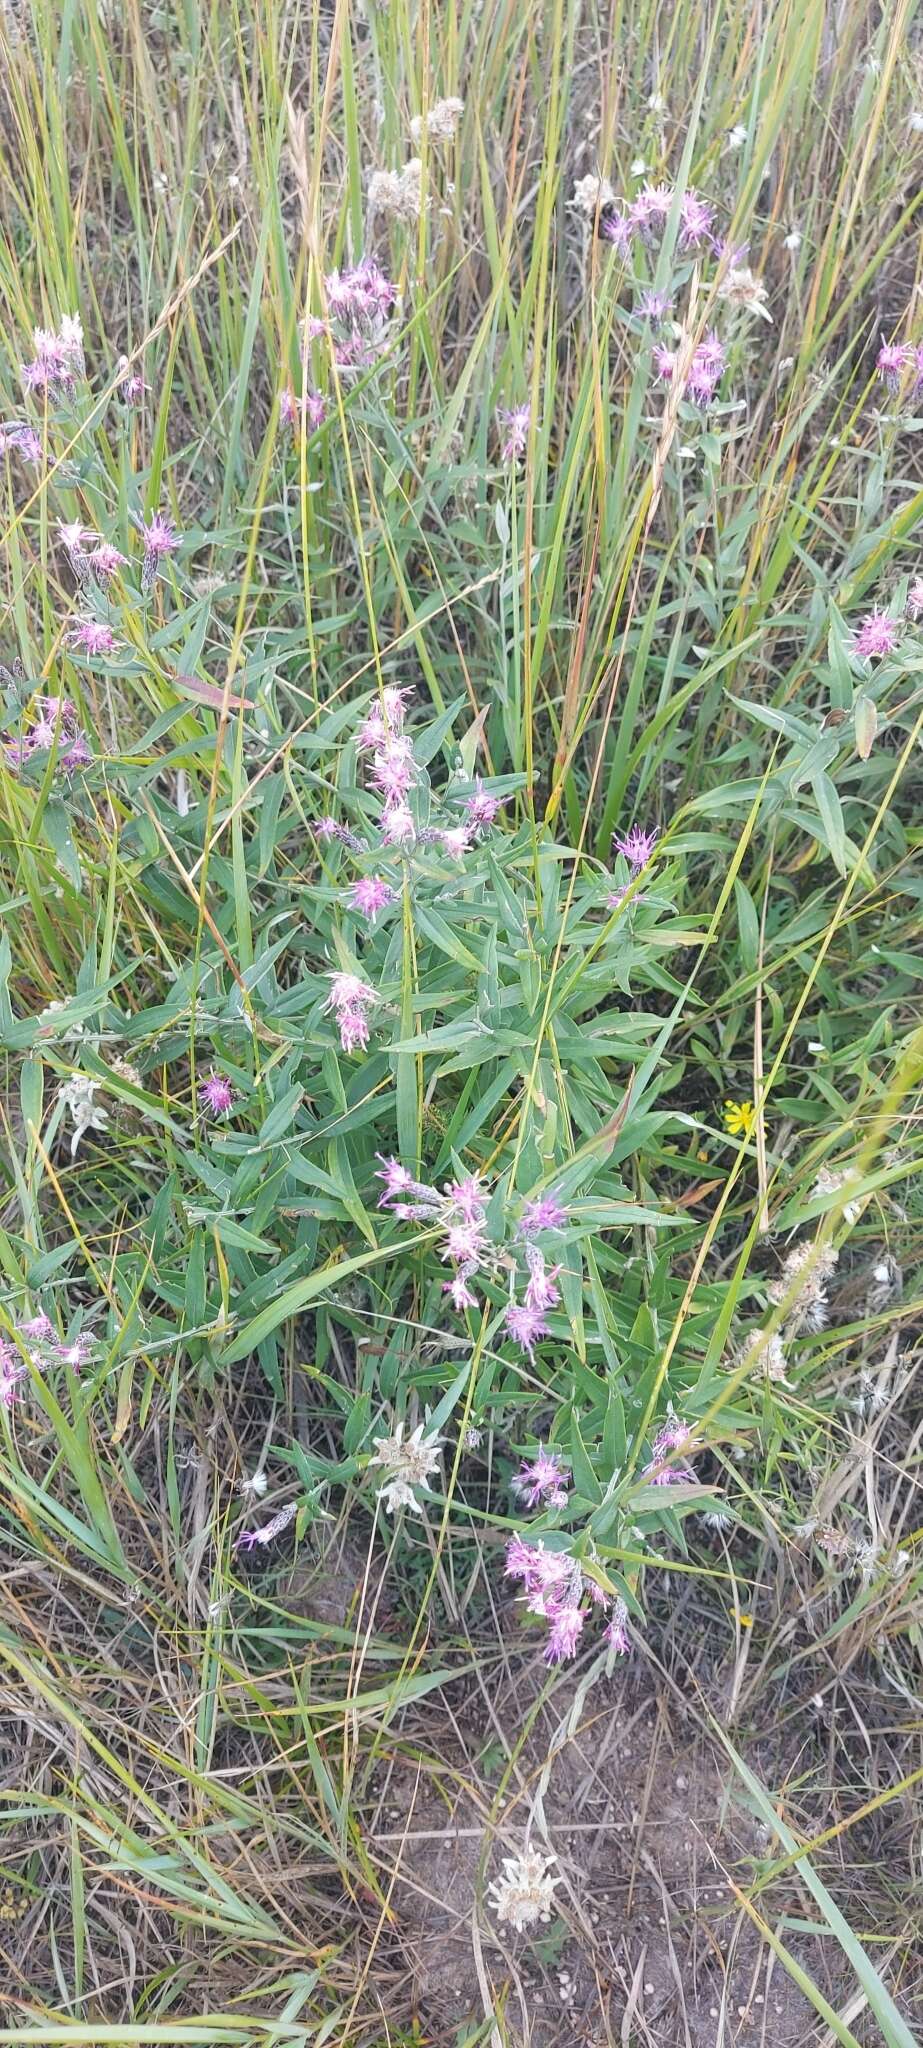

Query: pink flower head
[57,520,95,557]
[638,289,670,322]
[498,403,530,462]
[60,732,92,773]
[202,1072,234,1117]
[504,1533,541,1582]
[279,388,299,428]
[1,424,43,465]
[853,609,899,661]
[523,1246,561,1314]
[605,1597,631,1654]
[876,341,912,392]
[375,1155,429,1205]
[442,1219,487,1267]
[88,543,128,581]
[338,1004,370,1054]
[380,801,416,847]
[519,1193,567,1237]
[445,1174,488,1223]
[544,1603,585,1664]
[505,1301,550,1362]
[68,617,116,657]
[57,1333,93,1373]
[653,344,677,384]
[512,1444,569,1509]
[117,356,149,405]
[348,875,395,923]
[463,779,502,830]
[443,1272,479,1312]
[686,332,726,405]
[646,1419,695,1484]
[0,1341,26,1409]
[439,825,472,858]
[324,971,378,1055]
[141,510,179,558]
[679,189,713,248]
[906,577,923,621]
[631,182,673,234]
[21,1311,54,1348]
[369,734,416,802]
[914,344,923,395]
[613,823,658,869]
[599,208,633,257]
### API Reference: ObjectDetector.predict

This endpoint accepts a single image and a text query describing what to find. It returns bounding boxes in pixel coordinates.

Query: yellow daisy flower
[723,1098,755,1138]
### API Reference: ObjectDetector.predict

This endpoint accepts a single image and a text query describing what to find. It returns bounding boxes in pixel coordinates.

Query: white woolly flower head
[410,97,464,145]
[718,266,772,320]
[367,159,423,223]
[488,1845,559,1931]
[571,172,615,216]
[371,1418,443,1514]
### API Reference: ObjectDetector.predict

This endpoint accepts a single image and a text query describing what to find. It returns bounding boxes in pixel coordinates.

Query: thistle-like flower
[236,1499,299,1550]
[512,1444,569,1510]
[140,510,180,590]
[68,618,116,657]
[348,876,395,923]
[323,972,378,1056]
[505,1302,550,1363]
[519,1193,568,1237]
[876,341,912,392]
[498,403,530,462]
[852,610,899,661]
[201,1072,234,1117]
[613,823,658,870]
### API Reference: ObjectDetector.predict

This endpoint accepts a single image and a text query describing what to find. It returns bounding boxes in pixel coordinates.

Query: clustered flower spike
[504,1537,629,1665]
[311,257,397,375]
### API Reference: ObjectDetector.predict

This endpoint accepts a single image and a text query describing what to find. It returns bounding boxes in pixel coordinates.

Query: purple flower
[280,386,326,432]
[439,825,472,858]
[604,1598,631,1654]
[504,1533,541,1582]
[380,801,415,846]
[348,875,395,923]
[117,356,149,406]
[375,1155,433,1206]
[645,1419,696,1485]
[543,1604,585,1664]
[21,1311,54,1348]
[915,344,923,396]
[444,1174,488,1223]
[512,1444,569,1509]
[463,778,502,830]
[599,208,633,257]
[686,331,726,405]
[637,289,669,322]
[370,735,417,801]
[505,1302,550,1362]
[653,344,677,384]
[853,609,899,660]
[498,403,530,462]
[679,190,713,248]
[876,341,912,392]
[202,1072,234,1117]
[519,1193,568,1237]
[324,971,378,1056]
[140,510,179,590]
[630,182,673,234]
[60,732,92,773]
[442,1220,488,1267]
[88,543,128,581]
[906,578,923,621]
[236,1499,298,1550]
[68,617,116,657]
[613,822,658,870]
[443,1272,479,1311]
[57,1333,93,1373]
[0,1340,26,1409]
[523,1246,561,1314]
[57,520,94,557]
